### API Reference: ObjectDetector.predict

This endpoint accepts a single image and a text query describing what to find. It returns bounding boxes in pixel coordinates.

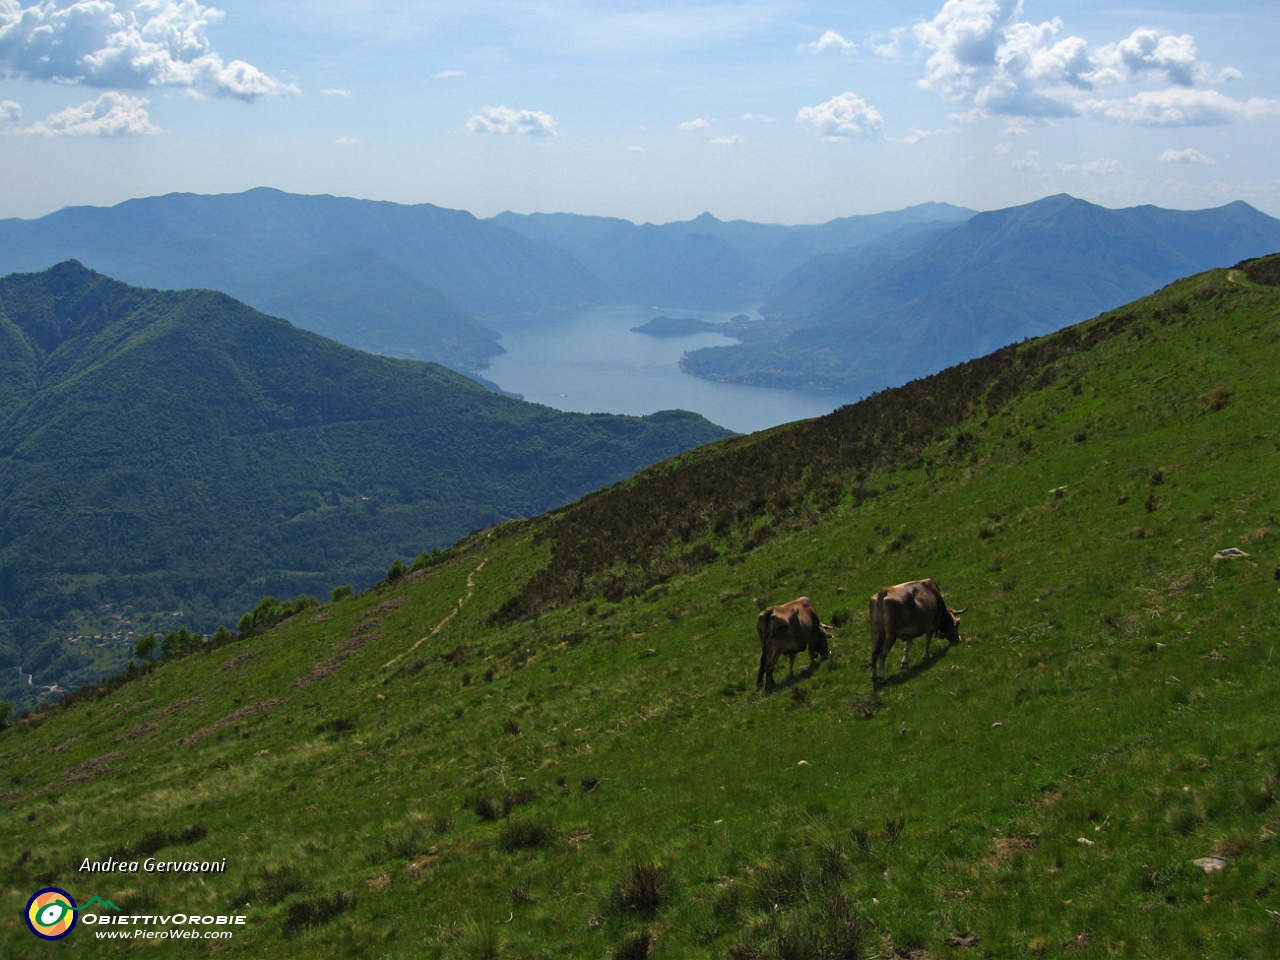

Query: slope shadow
[873,640,957,688]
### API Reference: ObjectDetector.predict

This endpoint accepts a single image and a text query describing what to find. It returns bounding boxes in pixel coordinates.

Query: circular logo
[26,888,78,941]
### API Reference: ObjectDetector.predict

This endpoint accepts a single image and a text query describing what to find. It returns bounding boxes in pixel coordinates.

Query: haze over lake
[483,305,861,435]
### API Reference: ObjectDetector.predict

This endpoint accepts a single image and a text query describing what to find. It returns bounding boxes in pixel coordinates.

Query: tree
[134,633,157,660]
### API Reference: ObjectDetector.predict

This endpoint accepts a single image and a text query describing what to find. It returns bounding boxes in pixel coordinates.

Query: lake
[483,305,862,435]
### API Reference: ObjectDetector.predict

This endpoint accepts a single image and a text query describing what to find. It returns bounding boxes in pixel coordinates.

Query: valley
[2,256,1277,957]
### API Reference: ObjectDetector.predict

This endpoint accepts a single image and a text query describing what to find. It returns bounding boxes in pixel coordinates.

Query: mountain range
[0,262,731,713]
[5,190,1278,404]
[681,194,1280,390]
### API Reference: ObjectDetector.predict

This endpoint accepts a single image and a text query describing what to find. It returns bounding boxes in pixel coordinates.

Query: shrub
[385,559,407,582]
[609,861,672,919]
[330,585,354,603]
[281,891,353,940]
[497,819,557,852]
[613,929,653,960]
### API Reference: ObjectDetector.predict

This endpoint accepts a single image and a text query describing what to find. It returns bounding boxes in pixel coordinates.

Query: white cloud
[911,0,1263,128]
[628,145,644,153]
[1057,157,1123,175]
[871,27,905,58]
[800,30,856,55]
[1079,88,1280,127]
[434,70,463,79]
[1012,157,1040,171]
[322,88,351,97]
[709,135,740,145]
[1216,67,1242,84]
[19,91,156,136]
[0,1,298,101]
[738,113,774,122]
[796,91,882,140]
[1157,148,1214,164]
[891,127,931,145]
[1090,28,1201,87]
[333,135,359,145]
[0,99,19,121]
[466,105,557,137]
[679,117,711,130]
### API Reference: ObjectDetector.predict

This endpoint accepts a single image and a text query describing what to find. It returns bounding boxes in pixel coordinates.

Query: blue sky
[1,1,1276,223]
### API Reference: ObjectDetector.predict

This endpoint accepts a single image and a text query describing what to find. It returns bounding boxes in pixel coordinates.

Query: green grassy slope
[2,260,1279,958]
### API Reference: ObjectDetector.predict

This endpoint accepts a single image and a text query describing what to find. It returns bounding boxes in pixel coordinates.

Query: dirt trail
[383,558,488,668]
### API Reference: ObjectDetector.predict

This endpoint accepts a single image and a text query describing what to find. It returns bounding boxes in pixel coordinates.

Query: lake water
[483,305,862,435]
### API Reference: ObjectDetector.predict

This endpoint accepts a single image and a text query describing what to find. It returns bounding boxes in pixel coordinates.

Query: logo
[25,888,78,941]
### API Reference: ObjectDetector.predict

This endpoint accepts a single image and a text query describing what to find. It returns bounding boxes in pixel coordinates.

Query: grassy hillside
[2,258,1279,958]
[0,262,731,714]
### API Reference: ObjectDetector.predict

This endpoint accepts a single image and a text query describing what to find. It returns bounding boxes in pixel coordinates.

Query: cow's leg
[901,637,912,669]
[763,647,783,692]
[787,651,797,677]
[756,646,769,690]
[923,632,933,660]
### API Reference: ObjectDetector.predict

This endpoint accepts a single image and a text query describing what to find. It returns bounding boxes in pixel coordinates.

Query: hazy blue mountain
[0,261,732,712]
[0,188,610,369]
[682,194,1280,391]
[490,203,975,310]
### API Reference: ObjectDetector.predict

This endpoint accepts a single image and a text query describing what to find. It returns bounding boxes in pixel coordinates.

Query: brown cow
[756,597,832,692]
[869,579,966,683]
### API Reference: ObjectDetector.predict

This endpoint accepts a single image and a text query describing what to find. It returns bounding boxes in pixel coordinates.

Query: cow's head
[814,624,833,660]
[943,607,967,643]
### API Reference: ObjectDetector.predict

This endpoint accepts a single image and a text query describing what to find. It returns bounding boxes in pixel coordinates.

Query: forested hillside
[0,262,731,712]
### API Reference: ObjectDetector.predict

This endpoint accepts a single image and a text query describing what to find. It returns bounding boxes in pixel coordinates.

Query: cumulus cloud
[911,0,1270,127]
[1057,157,1123,174]
[1157,147,1213,164]
[20,91,156,135]
[796,91,883,140]
[709,134,740,145]
[1078,88,1280,127]
[0,0,297,101]
[800,30,856,55]
[679,117,711,130]
[466,105,557,136]
[628,145,644,153]
[1090,28,1200,86]
[0,99,19,121]
[1216,67,1242,84]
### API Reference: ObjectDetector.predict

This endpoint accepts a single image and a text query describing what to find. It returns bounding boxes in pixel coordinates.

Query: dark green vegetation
[0,263,732,713]
[683,194,1280,391]
[3,258,1280,957]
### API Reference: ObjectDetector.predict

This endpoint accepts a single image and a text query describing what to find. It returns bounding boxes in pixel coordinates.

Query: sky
[0,1,1277,224]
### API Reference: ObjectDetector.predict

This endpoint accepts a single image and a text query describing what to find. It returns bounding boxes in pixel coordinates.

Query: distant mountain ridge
[0,188,610,371]
[490,202,975,309]
[0,261,732,712]
[682,194,1280,391]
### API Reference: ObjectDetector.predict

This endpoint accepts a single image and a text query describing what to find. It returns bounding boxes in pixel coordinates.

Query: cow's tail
[869,591,888,673]
[756,610,772,689]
